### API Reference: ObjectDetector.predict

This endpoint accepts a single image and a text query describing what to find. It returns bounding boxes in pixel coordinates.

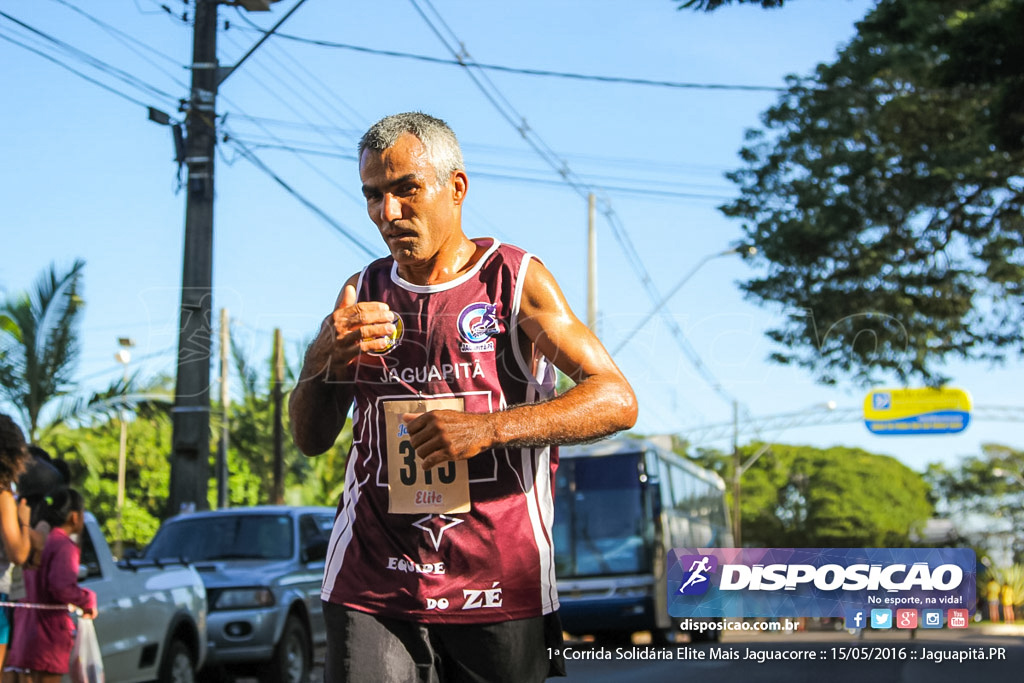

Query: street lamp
[731,400,836,546]
[114,337,135,558]
[611,245,756,356]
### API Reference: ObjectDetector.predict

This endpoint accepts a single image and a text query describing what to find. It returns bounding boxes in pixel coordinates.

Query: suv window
[78,525,102,579]
[146,515,294,561]
[299,513,334,563]
[298,515,321,548]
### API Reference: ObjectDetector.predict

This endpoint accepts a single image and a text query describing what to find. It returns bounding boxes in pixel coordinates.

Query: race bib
[384,398,470,514]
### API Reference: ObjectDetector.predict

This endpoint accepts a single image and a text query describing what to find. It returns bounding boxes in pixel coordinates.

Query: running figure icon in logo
[457,302,500,352]
[678,555,717,596]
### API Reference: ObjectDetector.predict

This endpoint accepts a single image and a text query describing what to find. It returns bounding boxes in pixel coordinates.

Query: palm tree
[0,259,86,441]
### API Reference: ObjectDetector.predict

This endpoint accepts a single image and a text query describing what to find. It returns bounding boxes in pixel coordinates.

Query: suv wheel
[159,638,196,683]
[259,616,311,683]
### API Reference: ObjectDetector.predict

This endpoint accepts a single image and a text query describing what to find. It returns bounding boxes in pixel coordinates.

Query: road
[558,628,1024,683]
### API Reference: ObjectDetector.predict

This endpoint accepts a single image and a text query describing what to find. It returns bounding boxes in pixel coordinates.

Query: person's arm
[289,274,398,455]
[0,490,32,565]
[404,259,637,469]
[45,536,97,616]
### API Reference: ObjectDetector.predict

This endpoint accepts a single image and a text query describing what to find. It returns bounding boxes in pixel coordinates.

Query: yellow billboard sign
[864,387,972,435]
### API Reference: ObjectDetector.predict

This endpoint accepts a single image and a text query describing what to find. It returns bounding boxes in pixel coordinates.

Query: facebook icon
[845,609,866,629]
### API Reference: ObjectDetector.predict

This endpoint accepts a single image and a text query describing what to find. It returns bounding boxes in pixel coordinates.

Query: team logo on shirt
[366,312,404,356]
[457,302,499,352]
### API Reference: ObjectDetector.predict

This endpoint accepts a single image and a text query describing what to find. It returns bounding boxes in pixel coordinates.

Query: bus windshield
[554,452,651,578]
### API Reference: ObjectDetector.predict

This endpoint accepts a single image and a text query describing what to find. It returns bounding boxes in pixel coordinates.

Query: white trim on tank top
[388,238,502,293]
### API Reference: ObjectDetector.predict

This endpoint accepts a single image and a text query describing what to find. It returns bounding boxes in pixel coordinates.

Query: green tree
[38,383,265,550]
[0,260,85,439]
[228,334,349,506]
[696,442,933,546]
[925,443,1024,562]
[711,0,1024,385]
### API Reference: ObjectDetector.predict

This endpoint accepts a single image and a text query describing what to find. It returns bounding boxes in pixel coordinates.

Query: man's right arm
[289,275,396,456]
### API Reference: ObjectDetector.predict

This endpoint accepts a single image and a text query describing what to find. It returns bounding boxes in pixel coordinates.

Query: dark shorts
[322,602,567,683]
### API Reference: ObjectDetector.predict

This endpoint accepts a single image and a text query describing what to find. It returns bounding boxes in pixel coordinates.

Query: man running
[290,112,636,682]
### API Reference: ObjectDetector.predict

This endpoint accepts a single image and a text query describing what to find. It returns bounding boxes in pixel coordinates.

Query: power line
[406,0,740,408]
[0,6,380,266]
[224,137,380,259]
[473,170,732,202]
[230,7,367,132]
[231,24,785,94]
[223,113,734,177]
[0,9,179,106]
[225,136,734,201]
[49,0,190,90]
[219,31,367,208]
[0,30,156,110]
[135,0,184,16]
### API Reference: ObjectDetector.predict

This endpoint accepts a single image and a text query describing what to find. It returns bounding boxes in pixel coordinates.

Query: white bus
[553,437,732,643]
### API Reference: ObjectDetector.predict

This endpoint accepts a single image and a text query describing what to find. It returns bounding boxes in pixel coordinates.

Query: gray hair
[358,112,464,186]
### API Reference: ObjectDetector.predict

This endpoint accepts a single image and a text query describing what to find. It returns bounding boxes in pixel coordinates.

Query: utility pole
[169,0,218,515]
[114,337,134,557]
[732,399,741,547]
[271,328,285,504]
[216,308,230,508]
[586,193,598,334]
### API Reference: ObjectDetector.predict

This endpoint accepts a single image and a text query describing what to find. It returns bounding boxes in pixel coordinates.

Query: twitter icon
[871,609,893,629]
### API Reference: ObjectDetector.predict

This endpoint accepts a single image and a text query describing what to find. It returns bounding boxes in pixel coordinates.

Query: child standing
[6,488,97,682]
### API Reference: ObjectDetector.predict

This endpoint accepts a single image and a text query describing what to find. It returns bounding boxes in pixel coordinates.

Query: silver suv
[143,506,335,683]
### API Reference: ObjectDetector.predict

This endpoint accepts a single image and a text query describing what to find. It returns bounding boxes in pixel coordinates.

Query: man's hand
[402,411,497,470]
[315,284,396,380]
[290,279,394,456]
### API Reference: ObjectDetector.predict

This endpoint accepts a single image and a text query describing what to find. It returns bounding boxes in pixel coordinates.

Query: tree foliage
[0,263,350,549]
[694,442,934,546]
[718,0,1024,385]
[39,376,261,551]
[925,443,1024,562]
[228,334,350,506]
[677,0,784,10]
[0,260,85,440]
[33,337,352,552]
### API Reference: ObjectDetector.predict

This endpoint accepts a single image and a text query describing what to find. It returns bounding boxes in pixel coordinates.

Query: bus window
[670,465,690,514]
[553,453,650,577]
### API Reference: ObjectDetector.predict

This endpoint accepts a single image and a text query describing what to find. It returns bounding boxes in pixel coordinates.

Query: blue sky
[2,0,1022,475]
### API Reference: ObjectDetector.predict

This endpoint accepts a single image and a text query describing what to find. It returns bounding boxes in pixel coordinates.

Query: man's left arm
[404,259,637,469]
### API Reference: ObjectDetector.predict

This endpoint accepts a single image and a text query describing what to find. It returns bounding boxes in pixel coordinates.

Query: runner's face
[359,133,464,266]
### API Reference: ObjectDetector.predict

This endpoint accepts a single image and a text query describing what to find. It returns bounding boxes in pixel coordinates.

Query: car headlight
[214,588,276,610]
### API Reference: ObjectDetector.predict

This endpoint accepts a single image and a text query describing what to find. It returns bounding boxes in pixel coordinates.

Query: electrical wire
[0,30,156,110]
[223,113,734,178]
[0,9,180,106]
[219,31,367,207]
[49,0,190,90]
[230,25,785,94]
[231,7,367,132]
[220,20,514,245]
[224,136,380,259]
[225,137,733,201]
[406,0,741,408]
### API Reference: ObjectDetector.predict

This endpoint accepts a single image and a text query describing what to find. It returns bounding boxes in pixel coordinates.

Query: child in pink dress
[6,489,97,682]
